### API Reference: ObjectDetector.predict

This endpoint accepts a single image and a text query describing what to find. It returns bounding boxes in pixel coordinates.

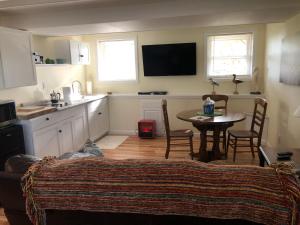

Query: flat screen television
[142,43,196,76]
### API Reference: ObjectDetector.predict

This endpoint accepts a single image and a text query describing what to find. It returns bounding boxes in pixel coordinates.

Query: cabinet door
[70,40,90,65]
[0,27,36,88]
[79,42,90,64]
[58,120,74,155]
[72,113,88,151]
[99,98,109,136]
[70,40,80,65]
[88,98,109,141]
[33,125,60,158]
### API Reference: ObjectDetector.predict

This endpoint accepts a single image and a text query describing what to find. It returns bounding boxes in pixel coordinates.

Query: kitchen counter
[17,94,107,120]
[17,106,57,120]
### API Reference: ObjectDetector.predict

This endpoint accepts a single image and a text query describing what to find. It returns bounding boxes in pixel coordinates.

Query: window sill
[207,75,252,81]
[96,80,138,85]
[108,93,264,99]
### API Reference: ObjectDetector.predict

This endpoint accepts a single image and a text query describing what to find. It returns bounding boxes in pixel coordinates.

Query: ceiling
[0,0,299,36]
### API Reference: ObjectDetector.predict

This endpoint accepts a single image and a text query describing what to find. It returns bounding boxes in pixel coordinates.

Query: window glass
[207,33,254,78]
[97,40,137,81]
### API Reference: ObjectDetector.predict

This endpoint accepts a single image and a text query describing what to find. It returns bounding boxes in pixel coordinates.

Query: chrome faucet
[72,80,82,95]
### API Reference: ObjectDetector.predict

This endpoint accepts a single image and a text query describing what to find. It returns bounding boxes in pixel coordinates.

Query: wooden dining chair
[162,99,194,159]
[226,98,268,162]
[202,94,229,151]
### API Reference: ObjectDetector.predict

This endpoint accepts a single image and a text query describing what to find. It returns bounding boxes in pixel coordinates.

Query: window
[97,39,137,81]
[206,33,254,78]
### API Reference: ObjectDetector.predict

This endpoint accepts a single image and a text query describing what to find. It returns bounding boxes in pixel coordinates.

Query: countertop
[17,94,107,120]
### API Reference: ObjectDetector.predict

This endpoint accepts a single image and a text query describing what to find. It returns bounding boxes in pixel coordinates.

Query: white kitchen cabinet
[59,120,74,155]
[87,97,109,141]
[72,113,88,151]
[21,104,89,157]
[0,27,36,89]
[53,40,90,65]
[33,119,74,158]
[33,124,60,158]
[70,41,90,65]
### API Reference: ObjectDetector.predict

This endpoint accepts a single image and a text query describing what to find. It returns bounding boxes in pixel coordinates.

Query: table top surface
[260,146,300,169]
[176,109,246,124]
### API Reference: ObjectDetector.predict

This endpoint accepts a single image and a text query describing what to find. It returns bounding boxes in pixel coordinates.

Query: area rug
[96,135,128,149]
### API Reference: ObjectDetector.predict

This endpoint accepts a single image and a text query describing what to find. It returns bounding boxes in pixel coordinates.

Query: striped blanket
[22,157,300,225]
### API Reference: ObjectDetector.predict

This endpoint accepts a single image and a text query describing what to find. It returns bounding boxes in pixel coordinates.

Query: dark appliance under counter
[0,124,25,171]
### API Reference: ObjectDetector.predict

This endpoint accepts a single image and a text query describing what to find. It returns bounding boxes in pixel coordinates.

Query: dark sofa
[0,155,261,225]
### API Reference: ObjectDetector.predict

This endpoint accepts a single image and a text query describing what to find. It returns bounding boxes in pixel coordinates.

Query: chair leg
[222,129,227,152]
[233,138,238,162]
[250,138,255,158]
[226,133,231,157]
[165,139,171,159]
[189,136,194,160]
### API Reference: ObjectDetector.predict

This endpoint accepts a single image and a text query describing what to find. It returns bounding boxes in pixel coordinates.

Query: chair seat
[228,130,258,138]
[170,129,193,138]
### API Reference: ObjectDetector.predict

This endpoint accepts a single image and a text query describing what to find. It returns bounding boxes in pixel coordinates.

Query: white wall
[0,24,267,140]
[81,24,266,136]
[108,95,258,136]
[265,13,300,148]
[83,24,266,95]
[0,35,86,105]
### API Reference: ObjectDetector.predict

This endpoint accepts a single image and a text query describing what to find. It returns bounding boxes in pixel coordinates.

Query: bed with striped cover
[22,157,300,225]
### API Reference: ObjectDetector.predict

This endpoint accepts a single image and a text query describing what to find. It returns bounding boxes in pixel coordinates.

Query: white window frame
[204,31,255,80]
[96,37,139,83]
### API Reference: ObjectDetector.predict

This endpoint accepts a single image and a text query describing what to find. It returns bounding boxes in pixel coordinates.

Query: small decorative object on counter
[250,67,261,95]
[203,97,215,116]
[50,91,61,104]
[232,74,244,95]
[45,58,55,64]
[56,58,66,64]
[62,87,72,105]
[208,78,219,95]
[32,52,43,64]
[86,81,93,95]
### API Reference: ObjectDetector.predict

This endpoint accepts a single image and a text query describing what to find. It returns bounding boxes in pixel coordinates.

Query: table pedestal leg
[212,127,221,159]
[199,128,208,162]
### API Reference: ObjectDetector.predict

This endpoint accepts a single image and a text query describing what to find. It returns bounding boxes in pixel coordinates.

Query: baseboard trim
[109,130,137,136]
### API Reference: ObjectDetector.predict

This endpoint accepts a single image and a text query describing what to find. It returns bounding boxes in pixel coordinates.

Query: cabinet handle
[46,118,50,121]
[79,54,84,57]
[98,112,102,115]
[5,133,12,137]
[59,130,62,133]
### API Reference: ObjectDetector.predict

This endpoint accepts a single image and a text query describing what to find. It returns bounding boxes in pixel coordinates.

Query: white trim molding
[108,93,264,100]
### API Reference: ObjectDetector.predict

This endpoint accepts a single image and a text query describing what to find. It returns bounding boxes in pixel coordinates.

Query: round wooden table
[177,110,246,162]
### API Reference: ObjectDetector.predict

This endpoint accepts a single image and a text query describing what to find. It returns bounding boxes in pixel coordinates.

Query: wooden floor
[0,136,259,225]
[103,136,259,165]
[0,209,8,225]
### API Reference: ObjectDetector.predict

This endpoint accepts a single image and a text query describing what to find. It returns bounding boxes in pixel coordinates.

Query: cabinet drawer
[87,98,107,113]
[30,105,85,130]
[30,113,59,130]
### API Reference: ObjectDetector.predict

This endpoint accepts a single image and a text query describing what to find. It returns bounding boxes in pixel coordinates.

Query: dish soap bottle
[203,97,215,116]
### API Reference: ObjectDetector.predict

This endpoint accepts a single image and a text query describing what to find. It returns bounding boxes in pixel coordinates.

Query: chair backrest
[161,99,170,138]
[202,94,229,111]
[250,98,268,145]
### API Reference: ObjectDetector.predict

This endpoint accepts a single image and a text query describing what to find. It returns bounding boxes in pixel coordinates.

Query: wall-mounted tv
[142,43,196,76]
